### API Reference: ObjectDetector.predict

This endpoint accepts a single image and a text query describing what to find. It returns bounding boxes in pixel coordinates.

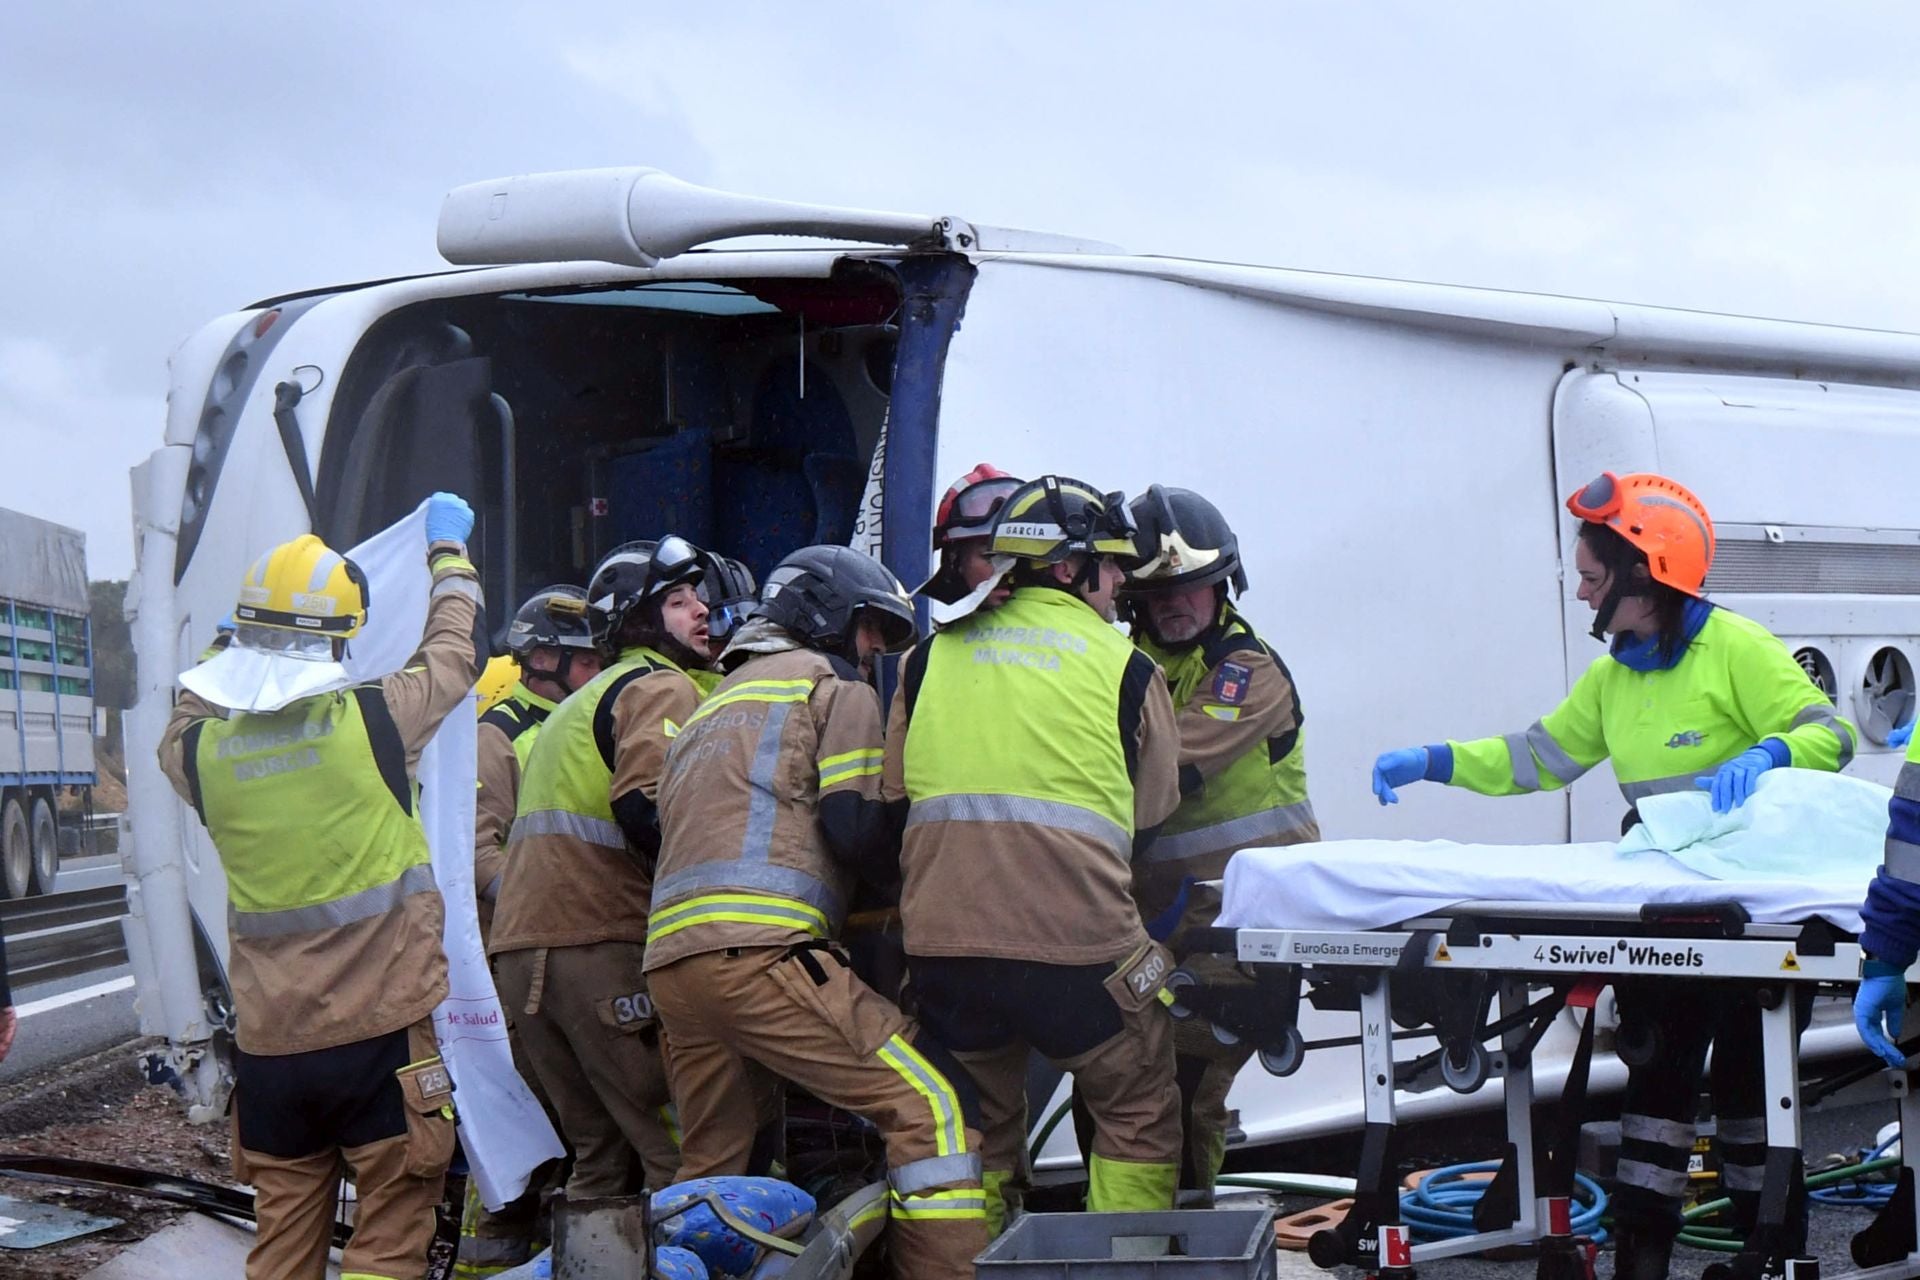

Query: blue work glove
[1856,960,1910,1069]
[1372,747,1429,806]
[1891,719,1914,750]
[1697,746,1775,813]
[425,492,474,545]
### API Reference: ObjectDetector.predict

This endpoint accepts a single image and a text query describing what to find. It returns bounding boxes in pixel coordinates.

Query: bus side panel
[937,260,1577,845]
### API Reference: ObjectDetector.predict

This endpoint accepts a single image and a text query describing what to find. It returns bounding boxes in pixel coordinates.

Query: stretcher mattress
[1217,771,1890,935]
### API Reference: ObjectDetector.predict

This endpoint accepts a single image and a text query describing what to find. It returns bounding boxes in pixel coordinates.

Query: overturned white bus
[123,167,1920,1169]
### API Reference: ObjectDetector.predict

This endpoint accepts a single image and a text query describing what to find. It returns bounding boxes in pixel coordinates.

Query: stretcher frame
[1221,900,1920,1280]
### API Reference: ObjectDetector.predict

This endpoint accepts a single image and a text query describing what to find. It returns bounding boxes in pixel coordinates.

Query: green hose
[1028,1096,1075,1162]
[1675,1156,1900,1253]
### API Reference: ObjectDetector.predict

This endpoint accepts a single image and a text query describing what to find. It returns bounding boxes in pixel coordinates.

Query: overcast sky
[6,3,1919,580]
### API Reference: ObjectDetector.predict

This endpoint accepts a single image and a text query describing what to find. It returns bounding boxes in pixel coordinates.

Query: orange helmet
[1565,471,1715,595]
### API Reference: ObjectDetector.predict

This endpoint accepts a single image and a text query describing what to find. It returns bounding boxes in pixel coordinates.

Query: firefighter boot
[1610,1223,1675,1280]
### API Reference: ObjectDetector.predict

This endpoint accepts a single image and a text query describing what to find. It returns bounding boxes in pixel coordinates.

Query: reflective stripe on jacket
[489,646,700,953]
[1135,606,1318,897]
[187,684,445,1053]
[1447,607,1855,802]
[646,648,885,968]
[893,585,1181,964]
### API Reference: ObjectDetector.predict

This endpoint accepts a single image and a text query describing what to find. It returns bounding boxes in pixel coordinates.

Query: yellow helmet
[476,654,520,715]
[235,534,369,636]
[987,475,1143,566]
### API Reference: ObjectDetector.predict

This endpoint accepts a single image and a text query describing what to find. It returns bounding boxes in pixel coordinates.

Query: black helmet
[1126,485,1247,596]
[587,535,707,638]
[988,475,1143,567]
[698,553,758,649]
[758,545,918,657]
[505,584,600,659]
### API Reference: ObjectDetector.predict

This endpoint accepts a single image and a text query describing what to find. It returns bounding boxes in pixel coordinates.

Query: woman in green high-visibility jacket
[1369,471,1856,1279]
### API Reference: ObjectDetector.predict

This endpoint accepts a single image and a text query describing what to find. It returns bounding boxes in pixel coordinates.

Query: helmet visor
[650,535,704,585]
[937,476,1023,542]
[1566,472,1622,522]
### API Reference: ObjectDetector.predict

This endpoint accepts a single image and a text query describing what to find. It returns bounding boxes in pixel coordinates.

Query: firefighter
[157,493,483,1280]
[697,551,758,669]
[884,475,1185,1230]
[473,586,604,939]
[1371,471,1856,1277]
[647,544,988,1280]
[488,538,713,1199]
[1120,484,1318,1205]
[457,585,603,1277]
[914,463,1024,618]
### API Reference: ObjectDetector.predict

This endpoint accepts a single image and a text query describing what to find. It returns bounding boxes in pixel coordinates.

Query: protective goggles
[650,534,704,587]
[936,475,1024,542]
[1046,478,1139,553]
[1566,472,1622,522]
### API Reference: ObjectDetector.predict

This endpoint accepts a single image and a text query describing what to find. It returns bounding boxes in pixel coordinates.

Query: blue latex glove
[1697,746,1775,813]
[1372,747,1429,806]
[425,492,474,545]
[1892,719,1914,749]
[1856,962,1909,1068]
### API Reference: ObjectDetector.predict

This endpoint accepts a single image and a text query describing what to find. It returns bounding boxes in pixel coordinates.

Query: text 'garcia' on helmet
[1125,484,1249,596]
[986,475,1143,566]
[756,545,919,654]
[505,584,601,659]
[234,533,369,636]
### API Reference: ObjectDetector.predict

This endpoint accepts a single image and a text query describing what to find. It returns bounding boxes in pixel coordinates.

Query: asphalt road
[0,963,139,1086]
[0,854,140,1086]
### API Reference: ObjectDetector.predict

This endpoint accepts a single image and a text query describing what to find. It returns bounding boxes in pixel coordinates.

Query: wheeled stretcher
[1177,831,1919,1280]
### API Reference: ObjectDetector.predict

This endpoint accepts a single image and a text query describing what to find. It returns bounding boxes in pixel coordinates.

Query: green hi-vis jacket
[1448,607,1855,805]
[488,645,702,954]
[1135,605,1317,904]
[892,585,1180,965]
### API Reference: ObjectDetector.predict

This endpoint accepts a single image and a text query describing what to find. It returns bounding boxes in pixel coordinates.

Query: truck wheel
[0,800,28,900]
[28,798,58,896]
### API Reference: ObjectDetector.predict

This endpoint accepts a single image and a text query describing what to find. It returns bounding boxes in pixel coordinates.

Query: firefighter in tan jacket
[488,538,712,1198]
[472,586,604,942]
[884,476,1184,1232]
[648,545,988,1280]
[1123,485,1318,1206]
[157,494,484,1280]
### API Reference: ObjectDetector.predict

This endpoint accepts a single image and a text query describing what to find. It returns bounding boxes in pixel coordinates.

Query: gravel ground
[0,1039,233,1279]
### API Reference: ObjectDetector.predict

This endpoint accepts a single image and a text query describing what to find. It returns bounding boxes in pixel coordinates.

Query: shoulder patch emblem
[1212,661,1253,706]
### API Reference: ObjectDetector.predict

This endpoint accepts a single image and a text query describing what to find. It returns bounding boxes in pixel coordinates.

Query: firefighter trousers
[492,941,679,1198]
[456,1022,567,1276]
[1611,981,1814,1250]
[910,953,1181,1230]
[232,1019,453,1280]
[651,943,990,1280]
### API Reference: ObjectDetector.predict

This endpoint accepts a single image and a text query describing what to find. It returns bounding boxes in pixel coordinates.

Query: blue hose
[1809,1136,1901,1209]
[1397,1161,1610,1245]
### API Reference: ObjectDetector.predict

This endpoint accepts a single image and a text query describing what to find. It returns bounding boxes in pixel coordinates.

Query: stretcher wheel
[1306,1226,1349,1269]
[1164,969,1197,1021]
[1440,1041,1490,1094]
[1616,1021,1658,1068]
[1258,1028,1306,1077]
[1210,1021,1241,1047]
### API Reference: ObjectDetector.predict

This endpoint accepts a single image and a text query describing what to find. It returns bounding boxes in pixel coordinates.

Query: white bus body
[123,170,1920,1158]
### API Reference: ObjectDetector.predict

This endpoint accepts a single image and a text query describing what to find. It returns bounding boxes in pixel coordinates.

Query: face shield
[178,623,354,713]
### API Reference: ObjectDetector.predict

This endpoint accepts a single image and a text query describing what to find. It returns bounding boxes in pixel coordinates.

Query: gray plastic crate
[974,1208,1277,1280]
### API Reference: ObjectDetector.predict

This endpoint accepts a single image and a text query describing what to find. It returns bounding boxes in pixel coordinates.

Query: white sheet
[1217,772,1888,935]
[344,504,565,1210]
